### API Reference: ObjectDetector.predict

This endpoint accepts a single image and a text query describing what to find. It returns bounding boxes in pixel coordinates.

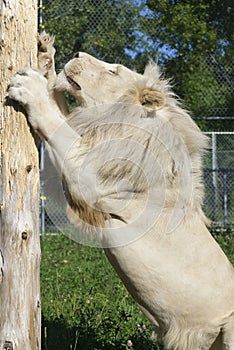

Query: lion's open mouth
[64,70,81,90]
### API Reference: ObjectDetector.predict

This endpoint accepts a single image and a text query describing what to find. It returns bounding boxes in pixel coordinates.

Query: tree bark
[0,1,41,349]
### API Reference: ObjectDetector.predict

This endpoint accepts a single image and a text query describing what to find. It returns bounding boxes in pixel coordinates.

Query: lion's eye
[108,69,116,75]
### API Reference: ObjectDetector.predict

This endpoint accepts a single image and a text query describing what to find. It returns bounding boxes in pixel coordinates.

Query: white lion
[8,33,234,350]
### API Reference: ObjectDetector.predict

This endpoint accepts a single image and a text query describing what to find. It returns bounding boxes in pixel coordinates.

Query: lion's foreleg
[37,32,68,116]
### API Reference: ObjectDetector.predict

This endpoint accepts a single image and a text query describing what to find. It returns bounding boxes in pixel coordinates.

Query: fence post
[223,172,228,227]
[211,132,218,221]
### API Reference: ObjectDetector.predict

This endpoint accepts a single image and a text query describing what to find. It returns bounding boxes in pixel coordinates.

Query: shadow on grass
[41,316,160,350]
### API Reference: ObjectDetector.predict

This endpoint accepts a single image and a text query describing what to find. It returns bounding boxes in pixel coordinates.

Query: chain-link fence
[203,169,234,228]
[203,132,234,228]
[38,1,234,232]
[39,0,234,126]
[40,132,234,232]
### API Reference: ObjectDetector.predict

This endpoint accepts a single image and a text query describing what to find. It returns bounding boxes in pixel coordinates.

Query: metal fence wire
[38,1,234,232]
[41,132,234,232]
[203,169,234,228]
[203,132,234,228]
[39,0,234,123]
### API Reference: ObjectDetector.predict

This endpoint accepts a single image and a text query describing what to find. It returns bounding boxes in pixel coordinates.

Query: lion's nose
[73,52,79,59]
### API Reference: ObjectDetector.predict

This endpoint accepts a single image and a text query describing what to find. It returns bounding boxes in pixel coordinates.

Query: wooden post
[0,1,41,349]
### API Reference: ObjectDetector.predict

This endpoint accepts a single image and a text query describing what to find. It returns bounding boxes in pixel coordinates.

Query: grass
[40,231,234,350]
[41,234,161,350]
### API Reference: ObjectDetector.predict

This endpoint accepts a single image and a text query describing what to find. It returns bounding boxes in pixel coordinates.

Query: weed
[41,231,233,349]
[41,234,161,349]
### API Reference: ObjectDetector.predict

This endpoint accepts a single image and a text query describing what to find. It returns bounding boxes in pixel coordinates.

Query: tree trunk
[0,1,41,349]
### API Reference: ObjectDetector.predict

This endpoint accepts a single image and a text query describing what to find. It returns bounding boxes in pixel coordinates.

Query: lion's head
[55,52,165,110]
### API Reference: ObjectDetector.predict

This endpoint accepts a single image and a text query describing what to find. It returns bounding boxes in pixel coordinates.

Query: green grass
[212,231,234,265]
[41,234,161,350]
[40,232,234,350]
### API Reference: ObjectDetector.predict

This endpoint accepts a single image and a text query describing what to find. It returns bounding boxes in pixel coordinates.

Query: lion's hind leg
[210,314,234,350]
[210,331,223,350]
[222,314,234,350]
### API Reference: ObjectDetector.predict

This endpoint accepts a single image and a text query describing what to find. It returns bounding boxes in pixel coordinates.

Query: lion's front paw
[37,32,55,78]
[8,67,48,109]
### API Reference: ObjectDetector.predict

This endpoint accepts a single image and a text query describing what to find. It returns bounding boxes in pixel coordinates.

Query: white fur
[8,34,234,350]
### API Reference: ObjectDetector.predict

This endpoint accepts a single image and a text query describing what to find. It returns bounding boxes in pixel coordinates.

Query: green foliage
[145,0,233,59]
[143,0,234,123]
[212,231,234,265]
[41,232,234,349]
[42,0,234,128]
[41,235,161,350]
[43,0,142,69]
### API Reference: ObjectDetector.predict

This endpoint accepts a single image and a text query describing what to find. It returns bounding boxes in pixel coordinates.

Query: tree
[0,1,41,349]
[42,0,233,129]
[43,0,234,129]
[141,0,234,127]
[43,0,141,69]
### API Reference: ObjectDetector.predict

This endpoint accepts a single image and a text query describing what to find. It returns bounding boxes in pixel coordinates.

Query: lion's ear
[139,88,165,110]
